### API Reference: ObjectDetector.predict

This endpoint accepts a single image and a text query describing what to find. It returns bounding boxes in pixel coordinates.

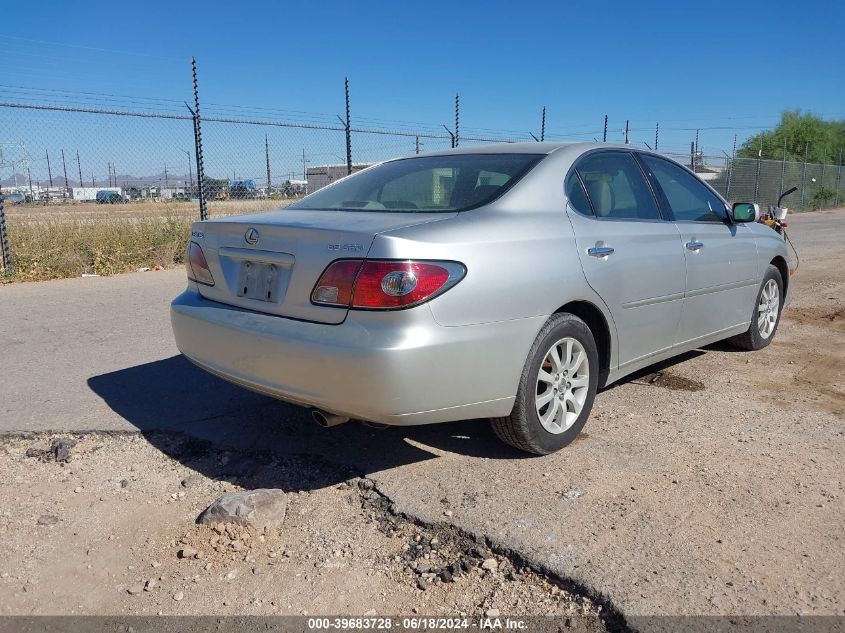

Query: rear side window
[565,171,593,216]
[289,153,544,213]
[639,154,726,223]
[575,152,660,220]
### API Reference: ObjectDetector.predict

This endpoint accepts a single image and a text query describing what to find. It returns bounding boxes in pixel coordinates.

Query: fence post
[654,122,659,151]
[779,140,786,197]
[753,139,762,202]
[0,195,12,277]
[726,135,736,200]
[690,141,695,171]
[624,120,629,145]
[454,93,460,148]
[442,125,455,149]
[603,115,608,143]
[265,134,271,193]
[344,77,352,176]
[191,57,207,221]
[800,142,809,209]
[837,149,843,205]
[540,106,546,142]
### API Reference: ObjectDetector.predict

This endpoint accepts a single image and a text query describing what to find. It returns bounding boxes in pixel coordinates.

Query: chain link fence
[1,99,843,279]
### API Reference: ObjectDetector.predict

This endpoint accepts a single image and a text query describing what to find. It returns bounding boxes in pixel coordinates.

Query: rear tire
[491,313,598,455]
[729,264,783,351]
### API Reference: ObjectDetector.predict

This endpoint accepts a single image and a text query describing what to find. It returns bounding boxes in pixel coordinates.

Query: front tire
[491,313,598,455]
[730,264,783,351]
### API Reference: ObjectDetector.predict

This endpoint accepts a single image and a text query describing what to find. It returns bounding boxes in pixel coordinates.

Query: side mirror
[731,202,759,223]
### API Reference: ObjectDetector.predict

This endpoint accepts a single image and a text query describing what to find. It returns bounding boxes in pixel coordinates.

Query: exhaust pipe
[311,409,350,428]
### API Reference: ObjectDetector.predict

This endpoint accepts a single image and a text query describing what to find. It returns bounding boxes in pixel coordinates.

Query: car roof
[417,141,632,157]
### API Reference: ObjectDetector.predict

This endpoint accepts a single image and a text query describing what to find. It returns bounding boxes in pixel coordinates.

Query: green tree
[738,111,845,164]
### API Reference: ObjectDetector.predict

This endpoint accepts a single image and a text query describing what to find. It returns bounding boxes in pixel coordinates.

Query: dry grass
[2,198,297,282]
[5,198,292,222]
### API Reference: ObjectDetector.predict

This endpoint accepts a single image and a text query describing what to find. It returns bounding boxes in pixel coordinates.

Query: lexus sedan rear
[171,142,793,454]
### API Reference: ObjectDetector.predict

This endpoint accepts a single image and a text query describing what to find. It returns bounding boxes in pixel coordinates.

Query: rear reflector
[311,259,363,306]
[311,259,465,310]
[186,241,215,286]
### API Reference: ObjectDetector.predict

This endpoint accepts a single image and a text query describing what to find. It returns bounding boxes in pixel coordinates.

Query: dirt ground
[0,433,605,628]
[0,209,842,624]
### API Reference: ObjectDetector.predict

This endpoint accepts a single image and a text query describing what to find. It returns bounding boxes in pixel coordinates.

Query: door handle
[587,246,615,258]
[685,241,704,251]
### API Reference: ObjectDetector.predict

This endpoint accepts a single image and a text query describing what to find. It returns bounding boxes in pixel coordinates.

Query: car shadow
[600,350,706,390]
[88,342,732,492]
[87,355,527,493]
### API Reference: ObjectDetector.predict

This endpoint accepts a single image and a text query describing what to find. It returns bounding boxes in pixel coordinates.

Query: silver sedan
[171,142,794,454]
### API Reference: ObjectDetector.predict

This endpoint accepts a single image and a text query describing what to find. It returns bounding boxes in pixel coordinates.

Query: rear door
[637,153,758,342]
[566,150,686,369]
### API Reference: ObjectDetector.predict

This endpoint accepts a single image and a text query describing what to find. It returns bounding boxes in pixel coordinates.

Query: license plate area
[237,261,282,302]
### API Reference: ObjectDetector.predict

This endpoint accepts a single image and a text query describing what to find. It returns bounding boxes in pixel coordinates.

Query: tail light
[311,259,465,310]
[186,241,215,286]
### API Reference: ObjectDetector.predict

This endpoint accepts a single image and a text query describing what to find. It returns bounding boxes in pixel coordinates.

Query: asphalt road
[1,209,843,619]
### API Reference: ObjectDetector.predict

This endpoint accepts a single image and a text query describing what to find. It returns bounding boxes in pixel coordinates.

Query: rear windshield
[289,153,544,212]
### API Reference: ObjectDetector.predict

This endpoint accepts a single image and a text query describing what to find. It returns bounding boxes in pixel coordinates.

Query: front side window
[575,152,660,220]
[289,153,544,213]
[639,154,726,223]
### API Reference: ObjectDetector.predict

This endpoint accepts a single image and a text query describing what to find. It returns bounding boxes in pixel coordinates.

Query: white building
[72,187,121,201]
[306,164,370,193]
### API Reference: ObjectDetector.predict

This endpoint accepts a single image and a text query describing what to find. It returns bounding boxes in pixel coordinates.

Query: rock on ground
[197,489,287,530]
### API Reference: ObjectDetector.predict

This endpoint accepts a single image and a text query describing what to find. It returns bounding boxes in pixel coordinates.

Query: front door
[565,151,686,370]
[637,153,758,343]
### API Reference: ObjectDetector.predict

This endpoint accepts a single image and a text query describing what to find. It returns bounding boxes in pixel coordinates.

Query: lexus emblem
[244,228,260,245]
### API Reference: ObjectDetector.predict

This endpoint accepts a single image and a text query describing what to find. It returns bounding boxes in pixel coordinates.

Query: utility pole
[164,163,168,190]
[107,163,112,187]
[603,115,608,143]
[265,133,272,194]
[27,167,34,201]
[91,173,95,188]
[61,149,70,198]
[46,150,53,188]
[301,149,308,193]
[182,149,193,192]
[76,151,83,190]
[540,106,546,142]
[695,128,700,157]
[624,120,629,145]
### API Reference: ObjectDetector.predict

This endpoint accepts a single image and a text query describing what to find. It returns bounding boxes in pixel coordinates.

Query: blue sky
[2,0,844,184]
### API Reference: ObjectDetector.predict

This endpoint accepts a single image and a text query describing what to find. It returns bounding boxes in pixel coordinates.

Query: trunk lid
[192,208,456,324]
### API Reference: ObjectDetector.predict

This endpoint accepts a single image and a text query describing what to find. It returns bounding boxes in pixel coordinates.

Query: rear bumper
[170,288,542,425]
